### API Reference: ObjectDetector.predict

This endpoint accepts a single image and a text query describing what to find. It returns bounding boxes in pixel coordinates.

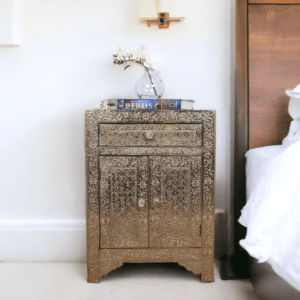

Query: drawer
[99,124,202,147]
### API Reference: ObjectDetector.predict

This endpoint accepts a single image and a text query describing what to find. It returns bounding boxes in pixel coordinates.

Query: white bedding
[239,120,300,291]
[245,145,284,200]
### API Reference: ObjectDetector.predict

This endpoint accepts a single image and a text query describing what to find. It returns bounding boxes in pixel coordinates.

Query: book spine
[100,99,193,110]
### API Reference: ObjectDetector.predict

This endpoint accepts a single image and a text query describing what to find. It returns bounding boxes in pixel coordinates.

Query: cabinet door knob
[153,198,160,208]
[138,198,145,208]
[145,131,154,140]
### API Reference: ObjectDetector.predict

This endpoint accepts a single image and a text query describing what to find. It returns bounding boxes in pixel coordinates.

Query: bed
[244,134,300,299]
[242,114,300,299]
[233,1,300,299]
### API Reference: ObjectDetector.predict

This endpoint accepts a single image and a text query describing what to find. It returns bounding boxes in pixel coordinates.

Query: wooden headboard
[248,4,300,148]
[228,0,300,279]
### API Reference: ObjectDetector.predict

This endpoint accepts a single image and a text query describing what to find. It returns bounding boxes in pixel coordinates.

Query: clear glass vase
[135,69,164,99]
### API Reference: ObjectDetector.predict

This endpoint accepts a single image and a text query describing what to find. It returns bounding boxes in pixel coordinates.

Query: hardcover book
[100,99,193,111]
[117,99,156,110]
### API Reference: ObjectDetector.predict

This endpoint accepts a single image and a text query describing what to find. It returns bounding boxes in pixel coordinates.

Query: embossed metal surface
[99,248,202,278]
[100,156,148,248]
[99,124,202,147]
[149,156,202,248]
[99,147,203,156]
[85,110,215,283]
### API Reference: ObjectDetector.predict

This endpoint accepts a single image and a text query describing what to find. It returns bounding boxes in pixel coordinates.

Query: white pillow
[282,120,300,148]
[245,119,300,200]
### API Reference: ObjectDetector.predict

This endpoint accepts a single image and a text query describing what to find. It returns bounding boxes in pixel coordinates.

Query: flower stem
[144,67,158,97]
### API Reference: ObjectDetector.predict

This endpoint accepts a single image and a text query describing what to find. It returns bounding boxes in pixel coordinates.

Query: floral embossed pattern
[99,147,203,156]
[149,156,202,248]
[100,156,148,249]
[85,110,215,283]
[99,124,202,147]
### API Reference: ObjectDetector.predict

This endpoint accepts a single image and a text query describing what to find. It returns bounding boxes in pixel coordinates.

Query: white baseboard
[0,219,86,262]
[0,209,227,262]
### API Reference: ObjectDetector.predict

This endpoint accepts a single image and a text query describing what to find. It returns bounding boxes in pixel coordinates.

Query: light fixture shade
[0,0,20,45]
[138,0,157,18]
[158,0,170,12]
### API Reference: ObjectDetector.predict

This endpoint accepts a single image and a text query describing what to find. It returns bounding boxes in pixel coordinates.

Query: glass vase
[135,69,164,99]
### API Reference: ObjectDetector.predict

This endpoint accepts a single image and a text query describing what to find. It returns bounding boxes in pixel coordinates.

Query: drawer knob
[138,198,145,208]
[145,131,154,140]
[153,198,160,208]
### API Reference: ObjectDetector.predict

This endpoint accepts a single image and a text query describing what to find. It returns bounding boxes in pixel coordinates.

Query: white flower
[113,47,125,63]
[143,53,157,70]
[113,47,131,63]
[130,46,146,61]
[122,48,131,60]
[113,52,123,63]
[113,46,159,71]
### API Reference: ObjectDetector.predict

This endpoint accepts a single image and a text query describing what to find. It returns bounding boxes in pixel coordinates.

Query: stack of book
[100,99,194,111]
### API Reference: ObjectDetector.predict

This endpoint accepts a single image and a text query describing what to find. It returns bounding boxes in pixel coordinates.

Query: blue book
[116,99,183,110]
[160,99,181,110]
[117,99,156,110]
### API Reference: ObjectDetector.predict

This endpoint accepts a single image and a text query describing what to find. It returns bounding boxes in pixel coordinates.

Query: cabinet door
[149,156,202,248]
[100,156,148,248]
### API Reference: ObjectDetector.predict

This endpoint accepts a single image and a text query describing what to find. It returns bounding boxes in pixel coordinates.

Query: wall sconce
[0,0,20,45]
[139,0,185,29]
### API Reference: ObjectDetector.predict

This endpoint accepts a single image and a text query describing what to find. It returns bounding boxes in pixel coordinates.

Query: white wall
[0,0,235,261]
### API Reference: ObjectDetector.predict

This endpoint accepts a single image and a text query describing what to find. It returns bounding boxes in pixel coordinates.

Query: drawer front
[99,124,202,147]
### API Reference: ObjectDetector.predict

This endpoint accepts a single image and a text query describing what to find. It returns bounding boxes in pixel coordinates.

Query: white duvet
[239,120,300,290]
